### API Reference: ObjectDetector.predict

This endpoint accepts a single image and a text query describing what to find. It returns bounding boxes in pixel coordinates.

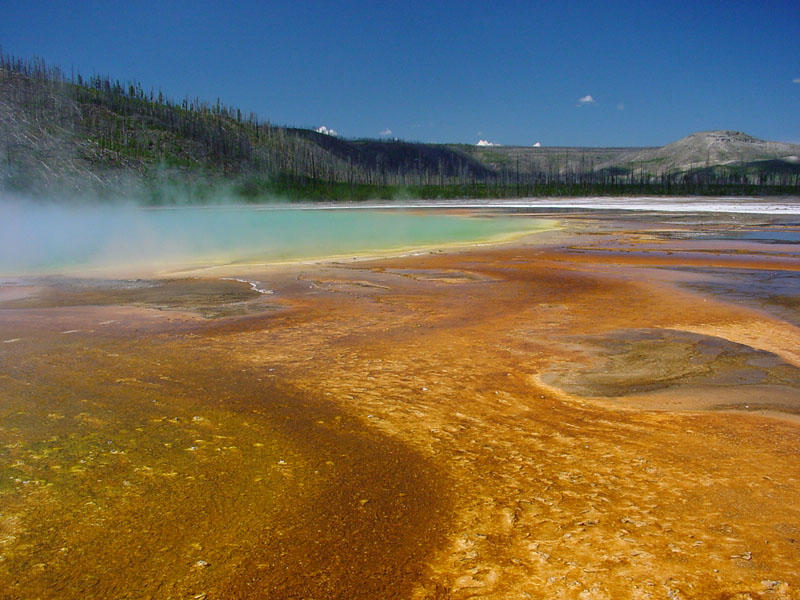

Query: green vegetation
[1,51,798,203]
[229,175,798,204]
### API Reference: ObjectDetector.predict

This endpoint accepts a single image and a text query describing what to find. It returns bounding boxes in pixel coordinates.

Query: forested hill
[0,55,491,201]
[1,53,799,203]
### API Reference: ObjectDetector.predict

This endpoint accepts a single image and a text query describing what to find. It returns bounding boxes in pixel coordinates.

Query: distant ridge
[463,130,800,178]
[607,130,800,173]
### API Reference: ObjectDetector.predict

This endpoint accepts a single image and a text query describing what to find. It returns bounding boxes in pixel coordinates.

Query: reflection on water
[674,267,800,327]
[733,230,800,243]
[673,230,800,244]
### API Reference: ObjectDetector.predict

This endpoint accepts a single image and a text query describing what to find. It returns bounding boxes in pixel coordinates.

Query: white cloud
[532,142,541,147]
[794,78,800,84]
[617,102,625,111]
[578,94,595,105]
[379,128,392,136]
[315,125,338,136]
[477,139,501,147]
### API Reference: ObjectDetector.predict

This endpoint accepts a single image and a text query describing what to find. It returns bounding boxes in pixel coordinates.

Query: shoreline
[135,195,800,213]
[160,220,562,278]
[0,217,561,280]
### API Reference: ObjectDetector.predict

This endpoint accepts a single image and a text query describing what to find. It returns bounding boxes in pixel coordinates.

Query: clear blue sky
[2,0,798,146]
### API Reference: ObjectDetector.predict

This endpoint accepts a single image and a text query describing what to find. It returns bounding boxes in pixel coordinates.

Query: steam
[0,188,290,275]
[0,195,214,275]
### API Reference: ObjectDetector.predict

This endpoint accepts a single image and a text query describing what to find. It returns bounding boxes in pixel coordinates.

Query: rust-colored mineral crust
[1,212,798,599]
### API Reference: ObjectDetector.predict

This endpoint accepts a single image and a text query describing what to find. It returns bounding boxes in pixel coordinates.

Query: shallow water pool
[0,205,548,275]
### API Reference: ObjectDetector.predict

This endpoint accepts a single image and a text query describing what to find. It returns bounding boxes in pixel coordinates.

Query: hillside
[0,58,492,201]
[458,144,643,176]
[1,54,798,202]
[604,130,800,175]
[457,131,800,182]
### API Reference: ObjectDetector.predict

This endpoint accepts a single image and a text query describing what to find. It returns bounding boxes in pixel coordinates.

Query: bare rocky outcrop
[605,130,800,174]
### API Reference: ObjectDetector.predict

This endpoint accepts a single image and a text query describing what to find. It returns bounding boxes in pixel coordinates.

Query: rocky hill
[605,130,800,174]
[460,130,800,180]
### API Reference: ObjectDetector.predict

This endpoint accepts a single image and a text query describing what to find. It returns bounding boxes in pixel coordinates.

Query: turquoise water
[0,205,547,274]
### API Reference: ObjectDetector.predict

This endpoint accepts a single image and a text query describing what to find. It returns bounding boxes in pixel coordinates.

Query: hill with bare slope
[606,130,800,174]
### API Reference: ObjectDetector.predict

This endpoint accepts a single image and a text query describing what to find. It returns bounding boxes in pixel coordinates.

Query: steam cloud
[0,196,210,275]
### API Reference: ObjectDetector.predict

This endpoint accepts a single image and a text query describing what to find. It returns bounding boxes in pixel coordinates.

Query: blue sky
[2,0,798,146]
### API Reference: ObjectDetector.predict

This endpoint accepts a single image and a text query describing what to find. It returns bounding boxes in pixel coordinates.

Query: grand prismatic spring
[1,201,799,599]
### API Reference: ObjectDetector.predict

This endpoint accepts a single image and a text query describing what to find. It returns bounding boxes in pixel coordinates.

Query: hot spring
[0,204,551,275]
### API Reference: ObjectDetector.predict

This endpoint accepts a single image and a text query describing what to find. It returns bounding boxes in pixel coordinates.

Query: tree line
[1,49,797,201]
